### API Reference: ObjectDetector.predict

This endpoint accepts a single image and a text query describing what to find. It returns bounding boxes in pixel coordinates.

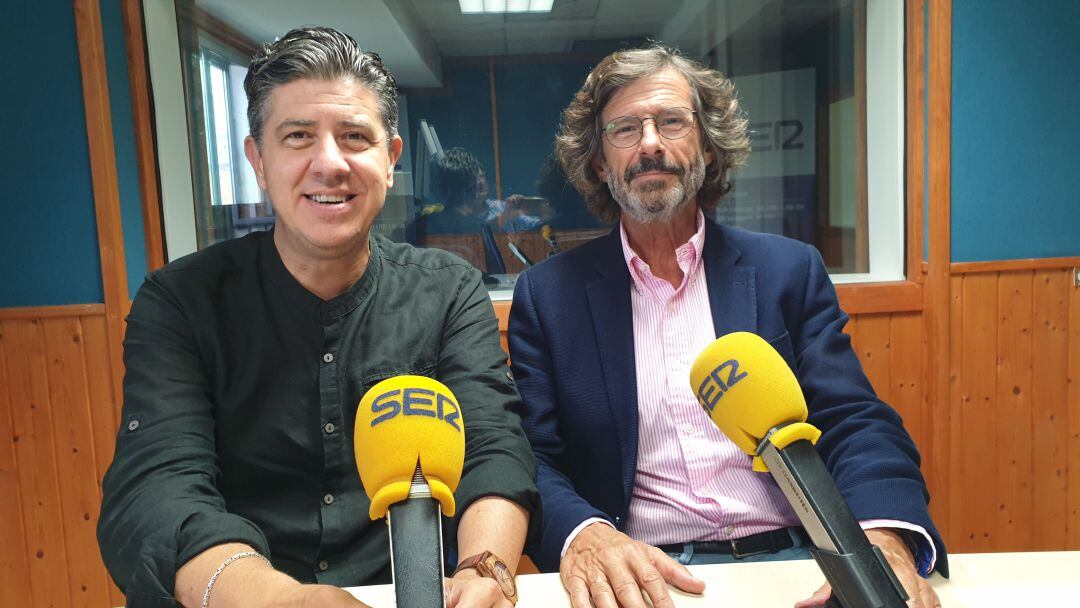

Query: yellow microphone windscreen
[354,375,464,520]
[421,203,445,216]
[689,332,810,458]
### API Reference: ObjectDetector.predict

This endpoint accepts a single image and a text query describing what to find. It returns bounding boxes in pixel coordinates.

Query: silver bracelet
[201,551,271,608]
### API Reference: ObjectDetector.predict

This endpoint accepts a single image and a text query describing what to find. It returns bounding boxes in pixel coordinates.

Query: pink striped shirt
[619,212,801,544]
[560,212,934,574]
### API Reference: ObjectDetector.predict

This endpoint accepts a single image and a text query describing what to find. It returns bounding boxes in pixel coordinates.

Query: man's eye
[285,131,310,141]
[343,132,373,148]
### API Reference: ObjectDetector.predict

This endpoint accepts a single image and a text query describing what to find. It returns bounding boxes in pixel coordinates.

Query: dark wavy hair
[555,45,750,223]
[244,26,398,147]
[436,148,484,209]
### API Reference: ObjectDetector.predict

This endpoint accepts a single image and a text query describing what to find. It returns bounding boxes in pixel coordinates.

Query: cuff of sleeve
[560,517,615,558]
[453,458,541,546]
[859,519,936,577]
[176,510,271,571]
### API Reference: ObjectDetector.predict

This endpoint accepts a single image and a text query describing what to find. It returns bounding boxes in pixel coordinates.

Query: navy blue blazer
[507,219,947,575]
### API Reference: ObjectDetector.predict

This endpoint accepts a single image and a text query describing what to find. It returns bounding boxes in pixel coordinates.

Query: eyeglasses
[601,107,697,148]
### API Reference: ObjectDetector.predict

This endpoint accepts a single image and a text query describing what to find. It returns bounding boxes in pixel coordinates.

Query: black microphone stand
[387,462,446,608]
[757,425,909,608]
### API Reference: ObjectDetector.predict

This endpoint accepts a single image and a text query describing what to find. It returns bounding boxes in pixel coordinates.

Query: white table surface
[345,551,1080,606]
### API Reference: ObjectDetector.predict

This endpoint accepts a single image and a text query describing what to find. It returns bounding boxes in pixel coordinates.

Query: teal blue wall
[0,0,149,308]
[951,0,1080,261]
[0,0,103,307]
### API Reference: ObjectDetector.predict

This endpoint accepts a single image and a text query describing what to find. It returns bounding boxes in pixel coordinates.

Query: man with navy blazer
[507,46,946,608]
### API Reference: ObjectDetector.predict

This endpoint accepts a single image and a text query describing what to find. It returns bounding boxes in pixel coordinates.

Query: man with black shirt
[99,27,535,608]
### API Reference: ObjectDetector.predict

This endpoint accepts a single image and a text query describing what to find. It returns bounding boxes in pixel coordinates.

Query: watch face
[482,556,518,600]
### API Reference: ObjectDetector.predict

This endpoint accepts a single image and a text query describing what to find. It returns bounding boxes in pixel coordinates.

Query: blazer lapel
[585,229,639,505]
[702,221,757,338]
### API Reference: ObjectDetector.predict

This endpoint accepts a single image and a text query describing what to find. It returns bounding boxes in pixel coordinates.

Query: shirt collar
[619,208,707,295]
[260,229,380,324]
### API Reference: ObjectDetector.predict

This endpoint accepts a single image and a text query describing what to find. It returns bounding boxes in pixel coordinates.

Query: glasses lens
[606,116,642,147]
[656,108,694,139]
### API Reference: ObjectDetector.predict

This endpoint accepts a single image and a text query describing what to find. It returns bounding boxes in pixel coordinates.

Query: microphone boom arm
[757,430,909,608]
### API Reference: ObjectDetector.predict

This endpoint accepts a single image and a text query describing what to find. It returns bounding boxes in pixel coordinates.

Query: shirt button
[323,493,334,505]
[322,353,334,363]
[680,423,694,435]
[127,419,140,431]
[666,302,675,312]
[724,526,735,536]
[318,560,329,571]
[323,422,336,434]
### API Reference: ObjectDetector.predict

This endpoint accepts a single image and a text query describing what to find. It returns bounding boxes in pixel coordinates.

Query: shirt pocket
[355,361,438,391]
[347,362,439,434]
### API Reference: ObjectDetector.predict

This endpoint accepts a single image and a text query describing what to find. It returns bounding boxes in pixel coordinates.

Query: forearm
[175,543,299,608]
[456,496,529,572]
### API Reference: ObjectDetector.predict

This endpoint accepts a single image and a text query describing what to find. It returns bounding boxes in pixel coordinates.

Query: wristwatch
[452,551,519,605]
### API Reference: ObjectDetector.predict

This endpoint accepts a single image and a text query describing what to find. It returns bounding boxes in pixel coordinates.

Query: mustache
[624,157,684,182]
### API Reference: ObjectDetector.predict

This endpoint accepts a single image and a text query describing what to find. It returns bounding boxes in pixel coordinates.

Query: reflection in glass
[170,0,881,285]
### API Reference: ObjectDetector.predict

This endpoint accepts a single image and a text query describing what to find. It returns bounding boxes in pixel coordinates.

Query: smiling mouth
[305,194,357,205]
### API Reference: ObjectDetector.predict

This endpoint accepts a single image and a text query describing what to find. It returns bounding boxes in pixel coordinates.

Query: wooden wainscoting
[834,266,1080,553]
[0,305,124,608]
[943,265,1080,553]
[846,312,929,463]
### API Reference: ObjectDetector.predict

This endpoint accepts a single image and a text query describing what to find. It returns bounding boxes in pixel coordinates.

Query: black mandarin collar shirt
[99,231,538,607]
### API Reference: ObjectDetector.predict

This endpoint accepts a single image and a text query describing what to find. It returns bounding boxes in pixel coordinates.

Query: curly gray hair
[555,45,750,223]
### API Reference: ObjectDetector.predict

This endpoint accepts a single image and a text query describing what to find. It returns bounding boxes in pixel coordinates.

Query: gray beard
[606,154,706,224]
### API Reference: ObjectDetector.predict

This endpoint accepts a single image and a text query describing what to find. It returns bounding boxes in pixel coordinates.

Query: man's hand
[560,522,704,608]
[445,568,513,608]
[794,528,940,608]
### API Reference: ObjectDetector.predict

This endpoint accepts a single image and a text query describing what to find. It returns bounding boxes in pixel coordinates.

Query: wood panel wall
[0,307,124,608]
[939,266,1080,553]
[839,265,1080,554]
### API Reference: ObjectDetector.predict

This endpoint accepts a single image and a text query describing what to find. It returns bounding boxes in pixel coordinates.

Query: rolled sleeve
[437,269,540,542]
[98,277,270,603]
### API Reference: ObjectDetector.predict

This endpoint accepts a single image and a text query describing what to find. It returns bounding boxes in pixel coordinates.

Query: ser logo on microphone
[696,358,748,413]
[370,388,462,431]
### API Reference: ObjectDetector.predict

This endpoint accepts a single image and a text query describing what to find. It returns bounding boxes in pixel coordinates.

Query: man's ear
[386,134,404,186]
[244,136,267,190]
[592,154,608,183]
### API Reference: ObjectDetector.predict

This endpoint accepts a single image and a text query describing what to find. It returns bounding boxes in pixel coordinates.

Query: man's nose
[637,119,665,156]
[310,136,350,178]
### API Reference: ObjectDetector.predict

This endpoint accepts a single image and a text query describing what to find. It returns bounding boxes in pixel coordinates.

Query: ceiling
[194,0,839,87]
